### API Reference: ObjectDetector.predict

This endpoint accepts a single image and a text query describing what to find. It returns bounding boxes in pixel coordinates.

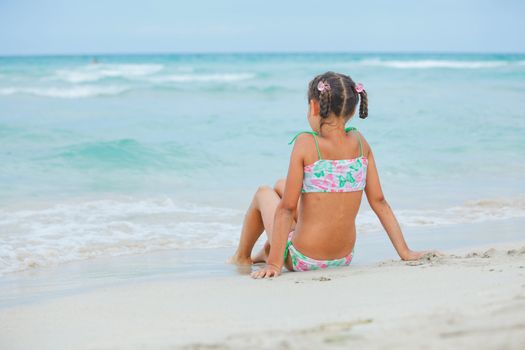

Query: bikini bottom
[283,230,353,272]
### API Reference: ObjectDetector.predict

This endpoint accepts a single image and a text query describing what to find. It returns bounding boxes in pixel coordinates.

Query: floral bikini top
[288,126,368,193]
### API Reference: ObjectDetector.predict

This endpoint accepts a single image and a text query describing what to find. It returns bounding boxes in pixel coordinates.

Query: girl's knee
[256,185,273,195]
[273,178,286,197]
[273,178,285,190]
[253,185,273,205]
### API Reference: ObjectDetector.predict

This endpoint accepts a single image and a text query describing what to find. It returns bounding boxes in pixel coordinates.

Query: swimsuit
[284,230,353,271]
[283,126,367,272]
[289,126,368,193]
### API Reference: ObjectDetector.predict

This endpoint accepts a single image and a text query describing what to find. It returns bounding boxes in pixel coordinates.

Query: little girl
[228,71,431,278]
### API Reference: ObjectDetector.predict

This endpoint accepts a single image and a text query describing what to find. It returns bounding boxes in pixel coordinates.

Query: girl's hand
[250,264,281,279]
[401,249,442,261]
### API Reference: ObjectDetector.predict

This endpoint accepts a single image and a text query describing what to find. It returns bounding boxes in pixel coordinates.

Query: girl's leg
[251,178,300,263]
[273,177,299,222]
[274,178,286,197]
[227,185,281,265]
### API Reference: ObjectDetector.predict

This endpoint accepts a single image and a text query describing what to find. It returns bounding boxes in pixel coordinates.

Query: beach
[1,53,525,349]
[1,240,524,350]
[1,215,525,349]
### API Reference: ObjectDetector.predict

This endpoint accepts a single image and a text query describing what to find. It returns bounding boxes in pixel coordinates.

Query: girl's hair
[307,71,368,121]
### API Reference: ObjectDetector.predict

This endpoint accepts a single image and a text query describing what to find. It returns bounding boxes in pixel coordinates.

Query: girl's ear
[309,99,320,117]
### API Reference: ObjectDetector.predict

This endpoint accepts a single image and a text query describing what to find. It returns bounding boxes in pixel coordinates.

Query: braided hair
[307,71,368,121]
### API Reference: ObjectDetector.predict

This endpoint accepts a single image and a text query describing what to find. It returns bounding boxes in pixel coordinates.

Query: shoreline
[1,241,524,349]
[2,217,525,310]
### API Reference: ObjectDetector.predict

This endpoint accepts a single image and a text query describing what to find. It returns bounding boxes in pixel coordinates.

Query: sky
[0,0,524,56]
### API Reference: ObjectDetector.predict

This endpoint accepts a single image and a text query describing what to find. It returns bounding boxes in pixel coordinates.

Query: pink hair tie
[354,83,364,93]
[317,81,331,93]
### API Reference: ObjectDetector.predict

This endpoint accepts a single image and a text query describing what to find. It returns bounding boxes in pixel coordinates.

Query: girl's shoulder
[288,131,319,161]
[288,130,318,145]
[346,127,371,158]
[355,130,371,158]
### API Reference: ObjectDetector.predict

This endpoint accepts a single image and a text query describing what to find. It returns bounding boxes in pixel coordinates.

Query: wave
[0,197,243,276]
[47,138,189,169]
[52,64,253,84]
[359,59,509,69]
[1,195,524,276]
[0,85,129,98]
[150,73,255,83]
[55,139,155,165]
[357,196,525,231]
[0,68,256,99]
[54,63,164,83]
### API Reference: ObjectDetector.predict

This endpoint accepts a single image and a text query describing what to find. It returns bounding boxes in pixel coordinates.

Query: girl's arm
[250,134,306,278]
[363,138,429,260]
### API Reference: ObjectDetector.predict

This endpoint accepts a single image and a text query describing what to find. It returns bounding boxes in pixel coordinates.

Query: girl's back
[291,128,367,260]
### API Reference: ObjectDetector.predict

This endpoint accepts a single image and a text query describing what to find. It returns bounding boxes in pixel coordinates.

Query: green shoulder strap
[345,126,363,157]
[288,131,322,160]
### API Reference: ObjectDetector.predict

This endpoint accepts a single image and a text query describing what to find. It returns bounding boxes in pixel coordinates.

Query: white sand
[1,243,525,350]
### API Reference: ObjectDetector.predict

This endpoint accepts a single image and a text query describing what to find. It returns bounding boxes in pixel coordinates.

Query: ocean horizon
[2,50,525,57]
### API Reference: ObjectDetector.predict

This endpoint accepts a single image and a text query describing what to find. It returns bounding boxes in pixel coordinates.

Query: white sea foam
[357,196,525,232]
[0,85,129,98]
[0,69,255,99]
[359,59,508,69]
[0,197,244,276]
[1,196,524,276]
[55,64,164,83]
[151,73,255,83]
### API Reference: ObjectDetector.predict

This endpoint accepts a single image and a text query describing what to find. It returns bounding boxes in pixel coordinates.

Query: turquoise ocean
[1,53,525,277]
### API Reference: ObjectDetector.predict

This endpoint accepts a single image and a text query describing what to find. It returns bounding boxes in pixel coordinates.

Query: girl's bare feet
[226,252,253,265]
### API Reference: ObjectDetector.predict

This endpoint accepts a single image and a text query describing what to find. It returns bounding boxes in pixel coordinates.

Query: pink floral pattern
[303,157,368,193]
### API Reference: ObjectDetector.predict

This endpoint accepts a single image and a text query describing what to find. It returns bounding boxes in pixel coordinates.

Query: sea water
[1,52,525,276]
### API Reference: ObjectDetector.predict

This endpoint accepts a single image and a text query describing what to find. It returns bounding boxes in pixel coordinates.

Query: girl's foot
[226,252,253,265]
